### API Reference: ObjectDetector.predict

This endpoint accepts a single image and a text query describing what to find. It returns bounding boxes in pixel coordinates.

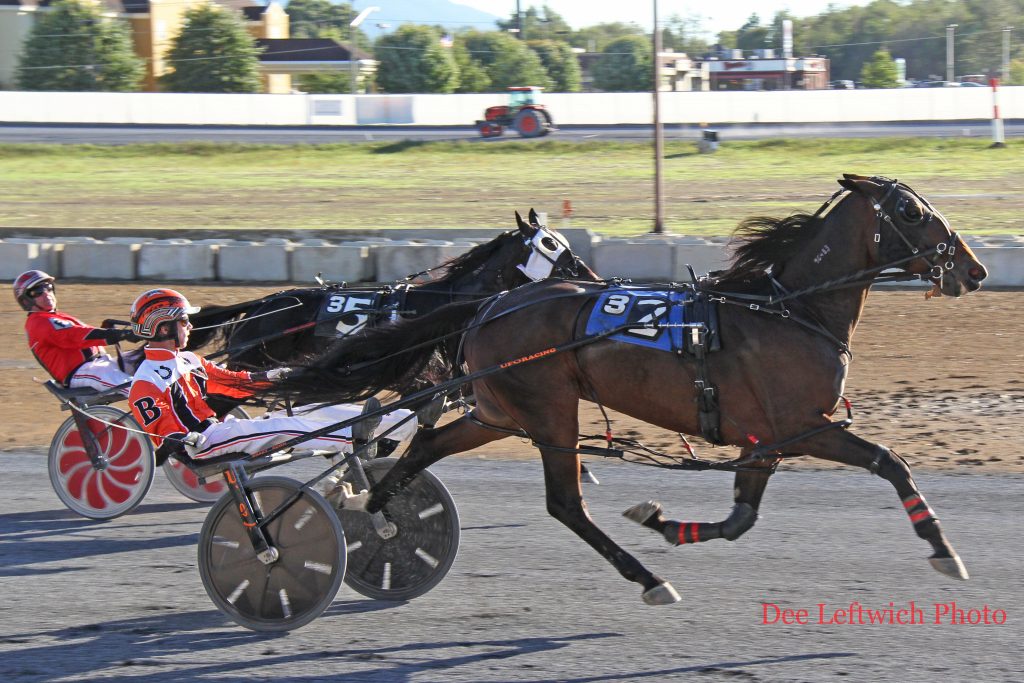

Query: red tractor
[476,86,554,139]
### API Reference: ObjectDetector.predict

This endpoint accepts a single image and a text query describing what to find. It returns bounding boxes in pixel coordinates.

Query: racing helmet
[13,270,56,311]
[130,288,200,340]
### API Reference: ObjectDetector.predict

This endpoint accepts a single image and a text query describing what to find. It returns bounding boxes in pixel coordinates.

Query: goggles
[26,282,54,298]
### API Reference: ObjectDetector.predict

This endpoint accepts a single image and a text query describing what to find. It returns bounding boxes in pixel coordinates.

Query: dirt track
[3,283,1022,474]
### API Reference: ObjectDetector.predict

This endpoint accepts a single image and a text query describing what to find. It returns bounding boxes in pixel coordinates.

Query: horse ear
[516,210,537,237]
[838,174,880,195]
[528,208,542,226]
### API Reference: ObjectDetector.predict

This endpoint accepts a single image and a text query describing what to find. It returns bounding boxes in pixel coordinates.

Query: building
[703,50,830,91]
[0,0,368,93]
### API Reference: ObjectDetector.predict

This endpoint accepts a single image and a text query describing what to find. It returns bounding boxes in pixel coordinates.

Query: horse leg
[623,455,775,546]
[349,414,509,514]
[799,429,968,580]
[534,445,680,605]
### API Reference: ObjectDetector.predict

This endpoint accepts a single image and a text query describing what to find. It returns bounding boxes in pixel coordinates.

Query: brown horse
[263,175,987,605]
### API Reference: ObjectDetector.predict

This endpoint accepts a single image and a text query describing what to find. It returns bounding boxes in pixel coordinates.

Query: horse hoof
[642,582,681,606]
[623,500,661,525]
[929,554,969,580]
[329,482,370,511]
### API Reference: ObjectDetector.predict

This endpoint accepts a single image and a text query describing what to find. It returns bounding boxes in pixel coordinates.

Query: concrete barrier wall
[2,233,1021,286]
[1,88,1021,126]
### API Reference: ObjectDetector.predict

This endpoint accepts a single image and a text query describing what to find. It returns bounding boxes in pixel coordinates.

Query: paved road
[0,451,1019,682]
[0,121,1021,144]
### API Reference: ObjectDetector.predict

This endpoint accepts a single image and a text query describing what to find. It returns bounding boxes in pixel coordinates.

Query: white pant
[68,355,131,395]
[191,403,418,460]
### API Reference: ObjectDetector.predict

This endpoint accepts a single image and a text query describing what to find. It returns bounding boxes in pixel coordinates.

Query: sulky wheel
[198,476,346,632]
[161,406,249,503]
[48,406,155,520]
[337,457,460,601]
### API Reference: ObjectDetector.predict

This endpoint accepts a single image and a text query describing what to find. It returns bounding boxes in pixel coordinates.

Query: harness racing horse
[259,176,988,605]
[187,210,596,370]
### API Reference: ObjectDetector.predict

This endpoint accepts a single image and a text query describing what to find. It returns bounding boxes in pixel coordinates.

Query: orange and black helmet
[129,288,200,339]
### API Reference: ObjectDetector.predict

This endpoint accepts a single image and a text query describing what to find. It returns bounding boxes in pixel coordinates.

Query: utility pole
[349,7,380,95]
[516,0,524,40]
[652,0,664,234]
[1003,27,1013,85]
[946,24,957,83]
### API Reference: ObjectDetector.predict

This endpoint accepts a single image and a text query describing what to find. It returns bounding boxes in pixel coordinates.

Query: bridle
[863,176,964,286]
[517,225,585,281]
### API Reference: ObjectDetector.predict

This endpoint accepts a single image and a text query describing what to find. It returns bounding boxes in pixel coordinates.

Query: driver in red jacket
[16,270,139,393]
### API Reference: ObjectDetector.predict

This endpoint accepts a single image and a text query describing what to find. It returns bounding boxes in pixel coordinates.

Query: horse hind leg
[805,429,968,580]
[538,446,680,605]
[623,457,773,547]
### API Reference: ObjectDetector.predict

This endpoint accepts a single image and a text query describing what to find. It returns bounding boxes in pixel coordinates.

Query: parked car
[831,79,856,90]
[914,80,960,88]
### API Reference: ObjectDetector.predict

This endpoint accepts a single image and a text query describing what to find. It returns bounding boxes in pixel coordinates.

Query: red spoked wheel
[161,406,249,503]
[48,406,155,520]
[162,458,227,503]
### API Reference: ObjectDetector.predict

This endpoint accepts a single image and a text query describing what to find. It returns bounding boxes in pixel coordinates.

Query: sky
[452,1,875,37]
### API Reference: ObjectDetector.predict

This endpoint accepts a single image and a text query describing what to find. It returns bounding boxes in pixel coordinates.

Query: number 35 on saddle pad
[584,287,721,354]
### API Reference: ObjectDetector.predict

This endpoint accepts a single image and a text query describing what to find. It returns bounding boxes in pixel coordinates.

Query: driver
[16,270,140,393]
[127,288,417,461]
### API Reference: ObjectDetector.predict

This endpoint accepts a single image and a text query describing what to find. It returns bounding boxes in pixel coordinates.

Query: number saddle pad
[314,289,392,338]
[584,287,720,354]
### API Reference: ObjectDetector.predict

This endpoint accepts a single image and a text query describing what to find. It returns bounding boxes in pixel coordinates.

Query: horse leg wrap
[902,493,940,533]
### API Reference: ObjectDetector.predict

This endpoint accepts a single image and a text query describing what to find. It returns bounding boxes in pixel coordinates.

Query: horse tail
[185,300,259,351]
[260,298,485,405]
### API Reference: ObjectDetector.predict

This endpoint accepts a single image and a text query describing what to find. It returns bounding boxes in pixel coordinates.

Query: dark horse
[187,210,596,369]
[260,176,987,605]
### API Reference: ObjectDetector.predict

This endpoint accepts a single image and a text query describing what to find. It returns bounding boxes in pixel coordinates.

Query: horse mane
[425,230,517,283]
[714,211,823,286]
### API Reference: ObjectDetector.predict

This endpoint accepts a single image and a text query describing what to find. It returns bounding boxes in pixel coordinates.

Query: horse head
[512,208,599,283]
[838,174,987,297]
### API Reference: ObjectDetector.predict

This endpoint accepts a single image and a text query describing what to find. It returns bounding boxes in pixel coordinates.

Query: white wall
[1,87,1021,126]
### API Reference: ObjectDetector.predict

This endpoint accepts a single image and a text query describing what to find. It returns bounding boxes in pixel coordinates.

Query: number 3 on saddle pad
[585,288,693,352]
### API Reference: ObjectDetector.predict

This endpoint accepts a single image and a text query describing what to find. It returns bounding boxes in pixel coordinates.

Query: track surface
[0,452,1019,682]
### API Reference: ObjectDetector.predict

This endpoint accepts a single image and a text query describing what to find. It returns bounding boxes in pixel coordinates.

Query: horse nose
[968,265,987,283]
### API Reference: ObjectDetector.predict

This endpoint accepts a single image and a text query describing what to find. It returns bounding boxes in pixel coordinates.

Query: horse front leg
[801,428,968,580]
[538,448,680,606]
[623,455,774,546]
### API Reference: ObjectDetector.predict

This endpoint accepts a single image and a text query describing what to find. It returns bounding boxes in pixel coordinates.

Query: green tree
[375,25,458,93]
[528,39,581,91]
[592,35,652,92]
[496,4,573,42]
[735,13,772,52]
[459,30,550,91]
[570,22,646,52]
[296,72,352,93]
[160,5,262,93]
[452,40,491,93]
[860,48,900,87]
[1009,58,1024,86]
[662,13,710,56]
[16,0,143,92]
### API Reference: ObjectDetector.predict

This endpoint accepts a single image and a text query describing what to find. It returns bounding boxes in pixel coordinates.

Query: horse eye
[899,200,923,224]
[541,237,558,251]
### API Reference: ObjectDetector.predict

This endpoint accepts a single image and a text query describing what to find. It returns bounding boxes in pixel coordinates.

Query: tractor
[476,86,554,139]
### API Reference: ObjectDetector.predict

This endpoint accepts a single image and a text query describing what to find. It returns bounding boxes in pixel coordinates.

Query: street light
[946,24,957,83]
[350,6,380,95]
[1003,27,1013,85]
